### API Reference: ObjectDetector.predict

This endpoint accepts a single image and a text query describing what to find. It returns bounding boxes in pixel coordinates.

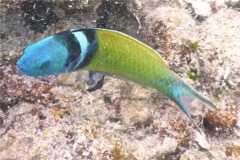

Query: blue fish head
[17,36,69,77]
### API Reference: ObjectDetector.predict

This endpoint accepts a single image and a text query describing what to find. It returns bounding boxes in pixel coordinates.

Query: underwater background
[0,0,240,159]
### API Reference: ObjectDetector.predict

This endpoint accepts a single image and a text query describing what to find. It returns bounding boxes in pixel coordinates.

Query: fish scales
[85,29,173,95]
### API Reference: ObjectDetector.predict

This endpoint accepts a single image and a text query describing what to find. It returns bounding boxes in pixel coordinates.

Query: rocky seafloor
[0,0,240,159]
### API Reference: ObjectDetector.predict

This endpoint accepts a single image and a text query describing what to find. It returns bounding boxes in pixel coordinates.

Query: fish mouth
[16,61,28,75]
[16,64,24,74]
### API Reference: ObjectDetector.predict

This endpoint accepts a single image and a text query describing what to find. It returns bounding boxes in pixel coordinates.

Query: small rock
[216,0,225,7]
[180,149,210,160]
[121,101,153,127]
[161,137,178,153]
[57,72,78,85]
[130,85,153,100]
[195,131,210,150]
[190,0,212,17]
[210,149,227,160]
[154,137,178,159]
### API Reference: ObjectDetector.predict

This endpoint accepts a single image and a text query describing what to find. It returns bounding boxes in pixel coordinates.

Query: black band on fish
[69,29,98,70]
[53,31,81,68]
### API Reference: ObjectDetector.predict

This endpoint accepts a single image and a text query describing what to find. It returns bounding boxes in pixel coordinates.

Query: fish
[17,28,216,126]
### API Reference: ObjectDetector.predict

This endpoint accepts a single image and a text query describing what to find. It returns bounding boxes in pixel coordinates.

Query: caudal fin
[173,79,216,131]
[179,87,216,117]
[177,82,216,117]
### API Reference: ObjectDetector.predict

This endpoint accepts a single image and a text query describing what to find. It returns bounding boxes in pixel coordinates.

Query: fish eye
[39,59,50,69]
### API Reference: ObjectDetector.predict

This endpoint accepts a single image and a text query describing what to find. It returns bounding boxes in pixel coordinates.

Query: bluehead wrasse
[17,28,216,127]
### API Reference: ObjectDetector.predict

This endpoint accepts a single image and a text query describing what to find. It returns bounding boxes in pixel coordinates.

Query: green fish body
[17,28,216,122]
